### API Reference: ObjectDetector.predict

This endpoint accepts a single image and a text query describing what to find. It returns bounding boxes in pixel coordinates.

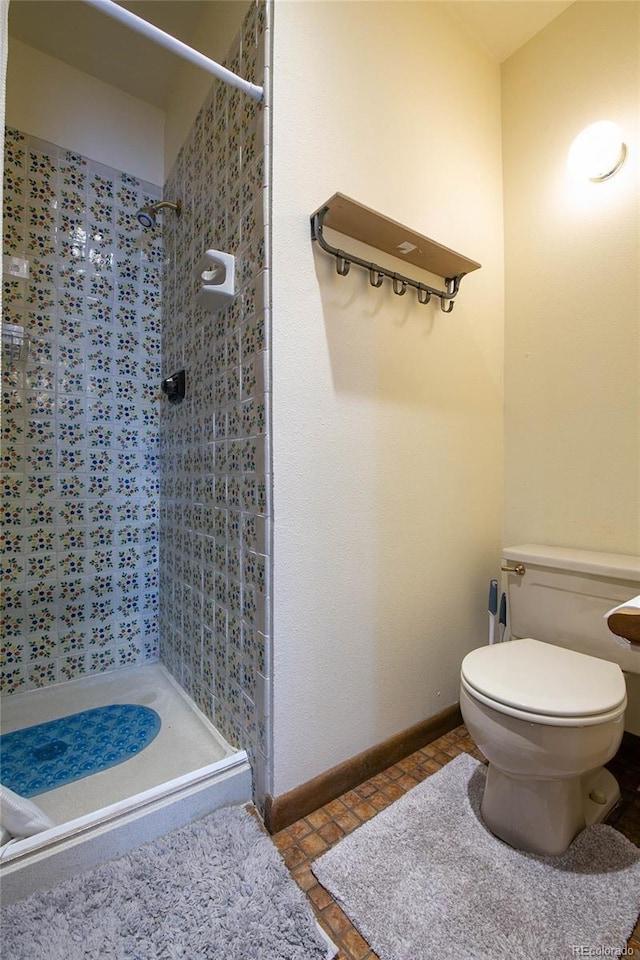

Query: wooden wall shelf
[310,192,481,312]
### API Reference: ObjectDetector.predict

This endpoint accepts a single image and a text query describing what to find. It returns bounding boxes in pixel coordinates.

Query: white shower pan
[0,663,252,904]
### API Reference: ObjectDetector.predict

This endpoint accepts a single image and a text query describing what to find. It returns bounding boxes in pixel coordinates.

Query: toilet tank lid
[503,544,640,581]
[461,638,627,718]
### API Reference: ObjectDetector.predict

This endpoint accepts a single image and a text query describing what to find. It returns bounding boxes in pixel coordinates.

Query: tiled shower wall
[1,130,162,694]
[160,0,271,804]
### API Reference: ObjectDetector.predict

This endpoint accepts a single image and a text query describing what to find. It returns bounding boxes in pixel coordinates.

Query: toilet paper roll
[604,595,640,648]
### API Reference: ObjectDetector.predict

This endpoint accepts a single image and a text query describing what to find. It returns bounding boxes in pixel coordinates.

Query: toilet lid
[461,638,626,718]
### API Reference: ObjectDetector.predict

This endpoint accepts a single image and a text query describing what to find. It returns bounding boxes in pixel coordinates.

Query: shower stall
[1,0,271,900]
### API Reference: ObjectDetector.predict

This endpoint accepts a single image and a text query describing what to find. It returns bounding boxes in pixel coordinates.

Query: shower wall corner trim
[82,0,264,103]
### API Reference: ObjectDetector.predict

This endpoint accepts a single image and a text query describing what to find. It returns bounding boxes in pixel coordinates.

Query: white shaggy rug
[312,753,640,960]
[1,805,333,960]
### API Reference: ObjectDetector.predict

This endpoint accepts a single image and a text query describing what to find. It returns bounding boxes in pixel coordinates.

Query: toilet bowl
[460,637,626,856]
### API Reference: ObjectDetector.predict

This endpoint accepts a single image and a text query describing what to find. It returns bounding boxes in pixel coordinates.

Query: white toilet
[460,544,640,857]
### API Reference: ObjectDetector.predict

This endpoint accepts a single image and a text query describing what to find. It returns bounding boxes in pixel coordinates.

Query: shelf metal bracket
[310,206,466,313]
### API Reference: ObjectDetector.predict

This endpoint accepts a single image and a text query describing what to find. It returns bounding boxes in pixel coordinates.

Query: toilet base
[481,764,620,857]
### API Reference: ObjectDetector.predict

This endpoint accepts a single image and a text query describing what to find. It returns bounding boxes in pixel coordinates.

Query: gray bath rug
[312,753,640,960]
[1,804,334,960]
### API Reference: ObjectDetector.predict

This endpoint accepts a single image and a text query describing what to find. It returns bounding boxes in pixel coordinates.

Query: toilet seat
[461,638,627,727]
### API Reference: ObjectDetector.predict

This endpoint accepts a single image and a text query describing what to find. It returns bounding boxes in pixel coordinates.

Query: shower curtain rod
[82,0,264,103]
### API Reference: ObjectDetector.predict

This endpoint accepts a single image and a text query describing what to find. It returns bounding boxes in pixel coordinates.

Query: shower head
[136,199,181,230]
[137,207,156,229]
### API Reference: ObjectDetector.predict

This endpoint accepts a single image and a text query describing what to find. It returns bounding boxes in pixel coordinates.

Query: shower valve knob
[161,369,186,405]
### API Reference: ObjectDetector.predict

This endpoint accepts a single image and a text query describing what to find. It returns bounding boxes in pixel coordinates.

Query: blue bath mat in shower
[0,704,161,798]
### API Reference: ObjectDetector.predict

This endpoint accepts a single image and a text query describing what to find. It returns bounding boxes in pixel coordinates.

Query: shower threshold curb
[0,750,252,904]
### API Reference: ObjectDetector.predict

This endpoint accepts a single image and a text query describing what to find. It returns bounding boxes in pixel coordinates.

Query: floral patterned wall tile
[159,0,271,810]
[1,128,162,696]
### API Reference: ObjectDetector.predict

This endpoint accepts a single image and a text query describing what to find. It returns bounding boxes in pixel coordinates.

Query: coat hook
[441,277,458,312]
[440,297,455,314]
[311,201,473,315]
[336,256,351,276]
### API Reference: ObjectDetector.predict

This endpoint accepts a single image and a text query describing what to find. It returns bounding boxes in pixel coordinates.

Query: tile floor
[271,725,640,960]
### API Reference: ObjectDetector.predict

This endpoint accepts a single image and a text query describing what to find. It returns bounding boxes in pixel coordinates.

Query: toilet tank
[503,544,640,675]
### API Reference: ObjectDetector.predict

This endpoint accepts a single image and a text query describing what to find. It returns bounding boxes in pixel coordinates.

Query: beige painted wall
[6,39,164,183]
[502,1,639,554]
[270,1,504,795]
